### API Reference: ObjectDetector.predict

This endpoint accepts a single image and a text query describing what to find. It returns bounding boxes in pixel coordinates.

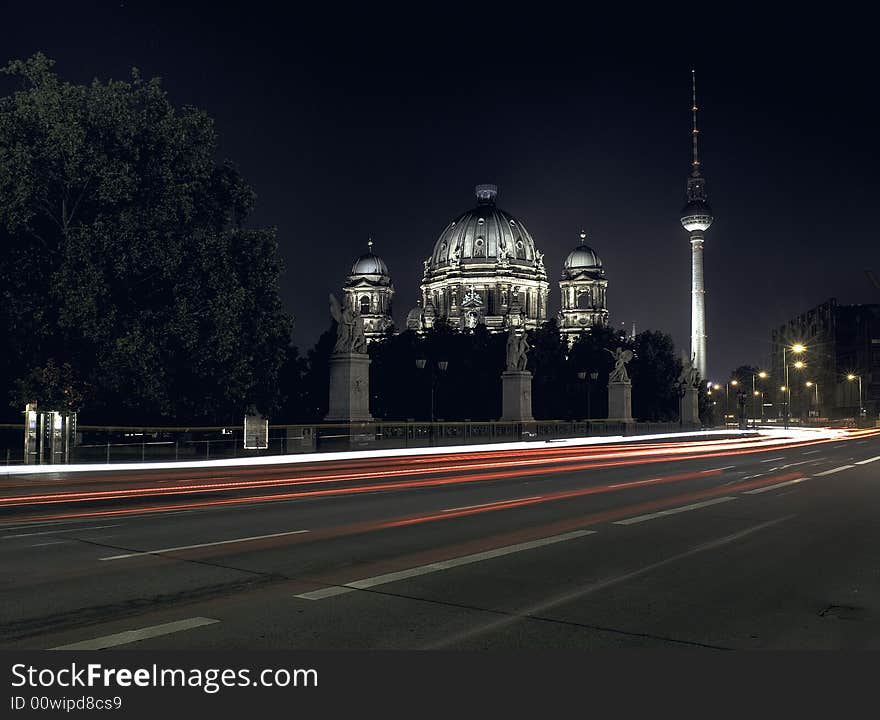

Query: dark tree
[299,325,336,421]
[0,54,292,423]
[526,319,569,420]
[629,330,683,422]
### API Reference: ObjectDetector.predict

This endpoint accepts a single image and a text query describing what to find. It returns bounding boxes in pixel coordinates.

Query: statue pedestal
[681,386,700,427]
[607,381,633,423]
[501,370,534,421]
[325,353,373,422]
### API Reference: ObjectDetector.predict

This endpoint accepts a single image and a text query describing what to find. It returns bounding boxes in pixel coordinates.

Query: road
[1,428,879,650]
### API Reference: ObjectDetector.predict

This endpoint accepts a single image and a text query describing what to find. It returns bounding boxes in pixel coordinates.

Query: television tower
[680,70,713,380]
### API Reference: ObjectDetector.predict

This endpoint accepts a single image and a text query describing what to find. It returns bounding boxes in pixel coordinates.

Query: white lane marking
[2,525,120,540]
[760,457,786,463]
[100,529,310,561]
[814,465,855,477]
[856,456,880,465]
[856,440,869,445]
[426,516,793,649]
[833,444,846,449]
[442,496,542,513]
[744,478,809,494]
[612,496,737,525]
[28,541,69,547]
[780,460,813,469]
[741,473,764,480]
[294,529,596,601]
[802,450,821,455]
[51,617,219,650]
[709,466,737,471]
[607,478,660,488]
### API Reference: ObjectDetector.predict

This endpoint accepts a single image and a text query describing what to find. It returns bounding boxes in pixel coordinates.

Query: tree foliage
[0,54,292,423]
[279,320,689,424]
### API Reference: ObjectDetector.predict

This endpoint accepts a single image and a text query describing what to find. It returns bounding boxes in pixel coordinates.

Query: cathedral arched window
[360,296,370,314]
[577,291,592,310]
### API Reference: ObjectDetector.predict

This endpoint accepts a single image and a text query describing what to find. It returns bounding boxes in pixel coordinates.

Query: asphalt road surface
[2,428,879,650]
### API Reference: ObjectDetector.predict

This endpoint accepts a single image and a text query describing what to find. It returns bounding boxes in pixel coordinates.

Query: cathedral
[341,184,609,342]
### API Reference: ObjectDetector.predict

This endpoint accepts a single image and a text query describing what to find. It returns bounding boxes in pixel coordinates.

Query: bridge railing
[0,419,694,466]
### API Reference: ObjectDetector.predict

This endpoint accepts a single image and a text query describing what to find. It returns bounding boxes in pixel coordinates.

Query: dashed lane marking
[612,497,737,526]
[51,617,219,650]
[100,529,310,561]
[2,525,120,540]
[743,477,809,494]
[814,465,855,477]
[442,496,543,513]
[294,529,596,601]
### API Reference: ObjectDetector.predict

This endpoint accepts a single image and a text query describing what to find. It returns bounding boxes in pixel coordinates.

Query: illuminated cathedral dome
[351,248,390,277]
[425,184,543,271]
[416,184,550,332]
[563,233,605,279]
[558,230,609,339]
[344,240,394,342]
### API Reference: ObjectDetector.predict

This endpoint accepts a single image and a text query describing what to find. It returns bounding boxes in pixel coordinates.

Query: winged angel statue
[329,293,367,354]
[606,347,634,383]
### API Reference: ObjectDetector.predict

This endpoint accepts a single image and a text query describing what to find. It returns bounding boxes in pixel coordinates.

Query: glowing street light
[751,370,769,426]
[805,381,819,418]
[782,343,806,428]
[847,374,864,419]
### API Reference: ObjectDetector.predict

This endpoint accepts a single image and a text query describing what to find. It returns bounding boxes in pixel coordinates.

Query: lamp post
[847,374,863,422]
[415,358,448,423]
[751,371,768,427]
[719,379,740,424]
[577,370,599,421]
[782,343,806,428]
[805,381,819,422]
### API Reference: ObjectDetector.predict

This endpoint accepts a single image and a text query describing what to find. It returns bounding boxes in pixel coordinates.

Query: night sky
[3,5,878,381]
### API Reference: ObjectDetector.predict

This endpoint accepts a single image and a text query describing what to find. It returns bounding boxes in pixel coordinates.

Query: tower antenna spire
[691,69,700,176]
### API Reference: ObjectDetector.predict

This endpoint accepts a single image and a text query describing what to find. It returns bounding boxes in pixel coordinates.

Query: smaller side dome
[562,231,605,279]
[350,239,390,277]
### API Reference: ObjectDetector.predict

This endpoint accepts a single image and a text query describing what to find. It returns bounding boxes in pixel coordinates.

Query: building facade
[341,184,613,340]
[558,231,609,340]
[342,241,394,342]
[411,184,550,332]
[769,298,880,420]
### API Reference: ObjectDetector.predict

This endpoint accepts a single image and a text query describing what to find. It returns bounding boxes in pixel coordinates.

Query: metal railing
[0,419,692,466]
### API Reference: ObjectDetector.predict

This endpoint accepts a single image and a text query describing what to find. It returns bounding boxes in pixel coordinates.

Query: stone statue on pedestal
[679,353,700,389]
[501,328,533,422]
[678,353,701,427]
[606,347,633,383]
[505,327,530,371]
[329,293,367,355]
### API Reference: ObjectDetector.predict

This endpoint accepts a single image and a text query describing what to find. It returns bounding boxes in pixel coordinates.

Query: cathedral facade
[340,184,610,342]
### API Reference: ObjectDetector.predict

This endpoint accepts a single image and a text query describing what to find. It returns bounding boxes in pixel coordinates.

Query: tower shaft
[690,232,707,379]
[680,69,712,383]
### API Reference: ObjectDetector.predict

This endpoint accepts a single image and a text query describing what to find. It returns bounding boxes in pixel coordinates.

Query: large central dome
[427,184,542,271]
[413,184,550,333]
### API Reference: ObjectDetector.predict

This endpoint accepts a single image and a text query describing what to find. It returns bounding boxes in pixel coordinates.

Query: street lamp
[751,371,768,426]
[782,343,806,428]
[577,370,599,421]
[752,389,763,428]
[415,358,448,423]
[805,381,819,420]
[847,374,864,421]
